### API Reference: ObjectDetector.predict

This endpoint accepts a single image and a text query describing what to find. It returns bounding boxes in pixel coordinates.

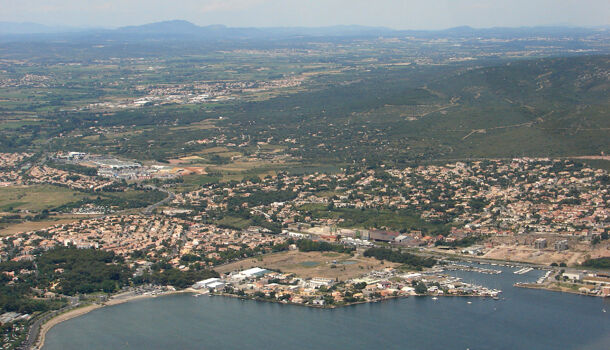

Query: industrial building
[232,267,270,281]
[369,230,399,242]
[193,277,225,290]
[555,240,568,252]
[534,238,547,249]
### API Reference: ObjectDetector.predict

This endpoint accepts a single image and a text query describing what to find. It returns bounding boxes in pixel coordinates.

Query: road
[19,297,79,350]
[19,185,173,349]
[142,185,175,215]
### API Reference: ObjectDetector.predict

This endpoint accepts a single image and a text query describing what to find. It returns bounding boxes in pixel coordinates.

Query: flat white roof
[208,282,225,288]
[196,277,221,285]
[240,267,268,276]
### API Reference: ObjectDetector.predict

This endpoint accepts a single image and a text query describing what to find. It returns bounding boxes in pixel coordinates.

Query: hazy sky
[2,0,609,29]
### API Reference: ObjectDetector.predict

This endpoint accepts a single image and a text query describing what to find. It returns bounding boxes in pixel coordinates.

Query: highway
[142,185,175,215]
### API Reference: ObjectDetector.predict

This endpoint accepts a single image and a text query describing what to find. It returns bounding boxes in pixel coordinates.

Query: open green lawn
[215,216,252,230]
[0,185,91,212]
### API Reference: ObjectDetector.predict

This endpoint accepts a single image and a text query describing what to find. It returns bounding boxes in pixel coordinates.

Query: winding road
[142,185,175,215]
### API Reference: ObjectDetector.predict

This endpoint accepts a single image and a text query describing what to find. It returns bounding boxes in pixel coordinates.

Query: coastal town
[2,153,608,267]
[192,264,503,307]
[3,155,608,264]
[0,15,609,349]
[1,8,609,347]
[1,152,609,349]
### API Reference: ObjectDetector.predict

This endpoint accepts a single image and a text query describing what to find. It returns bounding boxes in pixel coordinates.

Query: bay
[43,265,610,350]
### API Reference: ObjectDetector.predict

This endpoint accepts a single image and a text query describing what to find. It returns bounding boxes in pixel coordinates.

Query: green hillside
[423,55,609,158]
[218,54,610,164]
[2,54,608,166]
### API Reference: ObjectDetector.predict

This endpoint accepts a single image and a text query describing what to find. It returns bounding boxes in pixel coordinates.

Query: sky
[1,0,609,30]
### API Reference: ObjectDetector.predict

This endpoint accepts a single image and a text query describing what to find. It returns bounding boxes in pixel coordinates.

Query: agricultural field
[0,185,90,212]
[0,216,88,236]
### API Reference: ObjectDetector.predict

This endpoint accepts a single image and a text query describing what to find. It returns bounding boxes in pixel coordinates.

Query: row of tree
[296,239,354,254]
[363,247,436,269]
[581,257,610,269]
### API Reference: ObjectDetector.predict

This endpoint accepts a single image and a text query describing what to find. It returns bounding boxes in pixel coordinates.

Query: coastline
[33,290,190,350]
[209,291,496,309]
[514,283,606,298]
[32,287,498,349]
[35,304,102,350]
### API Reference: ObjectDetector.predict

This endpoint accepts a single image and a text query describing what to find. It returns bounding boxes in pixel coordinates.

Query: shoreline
[514,283,607,298]
[32,287,497,348]
[33,290,190,350]
[201,290,497,309]
[35,304,102,350]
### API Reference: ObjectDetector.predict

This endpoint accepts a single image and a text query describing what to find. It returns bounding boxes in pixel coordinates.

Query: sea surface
[43,264,610,350]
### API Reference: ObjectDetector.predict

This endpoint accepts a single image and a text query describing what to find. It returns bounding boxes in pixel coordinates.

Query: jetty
[514,267,533,275]
[443,263,502,275]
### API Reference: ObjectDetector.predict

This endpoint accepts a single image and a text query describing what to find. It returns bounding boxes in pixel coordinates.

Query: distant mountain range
[0,20,396,38]
[0,20,606,40]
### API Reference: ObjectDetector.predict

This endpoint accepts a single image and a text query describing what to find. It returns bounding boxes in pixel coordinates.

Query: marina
[537,270,552,284]
[442,262,503,275]
[514,267,534,275]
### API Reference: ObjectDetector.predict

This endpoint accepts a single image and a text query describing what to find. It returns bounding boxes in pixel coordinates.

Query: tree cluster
[363,247,436,269]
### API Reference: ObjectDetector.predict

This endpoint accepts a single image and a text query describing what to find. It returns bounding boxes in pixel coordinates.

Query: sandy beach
[34,290,191,350]
[35,304,102,350]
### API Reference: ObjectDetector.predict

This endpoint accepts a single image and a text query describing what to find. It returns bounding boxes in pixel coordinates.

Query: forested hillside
[213,55,609,164]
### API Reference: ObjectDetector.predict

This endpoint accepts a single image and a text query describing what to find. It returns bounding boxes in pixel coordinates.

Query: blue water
[43,264,610,350]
